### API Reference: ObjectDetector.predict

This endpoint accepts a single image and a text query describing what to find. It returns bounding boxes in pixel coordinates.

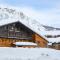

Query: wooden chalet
[0,21,48,47]
[0,7,48,48]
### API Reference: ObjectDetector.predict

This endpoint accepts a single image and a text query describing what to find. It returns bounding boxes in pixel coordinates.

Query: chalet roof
[0,7,48,42]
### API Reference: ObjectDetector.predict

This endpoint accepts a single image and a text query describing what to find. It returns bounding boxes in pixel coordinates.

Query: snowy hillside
[0,7,45,34]
[0,6,60,43]
[42,25,60,31]
[0,6,59,31]
[0,47,60,60]
[0,7,59,33]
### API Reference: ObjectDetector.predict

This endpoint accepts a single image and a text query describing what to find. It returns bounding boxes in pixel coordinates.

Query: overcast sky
[0,0,60,27]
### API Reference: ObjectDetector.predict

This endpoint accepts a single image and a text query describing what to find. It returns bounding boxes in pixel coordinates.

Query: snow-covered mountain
[0,6,60,43]
[0,7,45,34]
[0,7,60,31]
[42,25,60,31]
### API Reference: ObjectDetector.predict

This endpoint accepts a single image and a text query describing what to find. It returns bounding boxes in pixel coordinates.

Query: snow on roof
[47,37,60,43]
[48,43,52,45]
[13,42,37,46]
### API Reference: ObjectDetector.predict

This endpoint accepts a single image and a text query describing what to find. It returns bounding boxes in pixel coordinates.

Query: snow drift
[0,47,60,60]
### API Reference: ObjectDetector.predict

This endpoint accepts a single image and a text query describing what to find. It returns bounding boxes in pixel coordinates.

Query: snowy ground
[0,47,60,60]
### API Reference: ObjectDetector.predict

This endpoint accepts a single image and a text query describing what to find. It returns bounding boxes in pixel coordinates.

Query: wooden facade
[33,34,48,47]
[0,38,35,47]
[0,22,48,47]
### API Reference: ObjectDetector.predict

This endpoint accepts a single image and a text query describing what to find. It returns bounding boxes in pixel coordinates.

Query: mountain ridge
[0,7,60,32]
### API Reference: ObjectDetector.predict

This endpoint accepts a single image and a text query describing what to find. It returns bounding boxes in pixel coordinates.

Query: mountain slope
[42,25,60,31]
[0,7,45,35]
[0,6,60,43]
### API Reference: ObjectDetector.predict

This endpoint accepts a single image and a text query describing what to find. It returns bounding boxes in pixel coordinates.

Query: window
[9,31,15,37]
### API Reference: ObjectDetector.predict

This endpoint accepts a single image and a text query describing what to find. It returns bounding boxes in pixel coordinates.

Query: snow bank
[0,47,60,60]
[13,42,37,46]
